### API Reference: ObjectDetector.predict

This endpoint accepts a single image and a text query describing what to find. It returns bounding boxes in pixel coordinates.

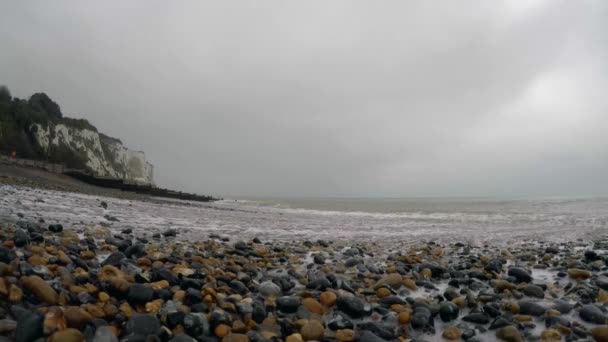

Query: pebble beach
[0,183,608,341]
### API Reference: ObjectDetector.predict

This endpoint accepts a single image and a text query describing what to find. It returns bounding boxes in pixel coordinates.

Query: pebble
[258,281,281,297]
[592,326,608,342]
[507,267,532,283]
[442,326,462,340]
[0,210,606,342]
[49,328,85,342]
[336,296,365,318]
[15,313,43,342]
[320,291,337,307]
[300,320,324,341]
[496,325,523,342]
[518,301,546,316]
[580,304,607,324]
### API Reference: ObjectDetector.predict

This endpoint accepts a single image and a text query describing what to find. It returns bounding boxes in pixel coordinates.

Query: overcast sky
[1,1,607,198]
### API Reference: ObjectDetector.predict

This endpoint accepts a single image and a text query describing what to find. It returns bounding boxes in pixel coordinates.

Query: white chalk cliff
[31,123,154,185]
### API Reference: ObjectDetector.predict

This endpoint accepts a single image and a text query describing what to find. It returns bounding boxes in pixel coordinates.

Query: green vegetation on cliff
[0,85,100,169]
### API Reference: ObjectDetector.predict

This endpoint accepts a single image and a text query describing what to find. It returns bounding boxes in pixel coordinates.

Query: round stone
[320,292,337,307]
[496,325,523,342]
[300,320,324,341]
[442,326,462,340]
[258,281,281,297]
[336,296,365,318]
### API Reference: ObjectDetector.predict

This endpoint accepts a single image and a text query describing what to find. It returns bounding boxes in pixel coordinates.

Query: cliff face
[30,123,154,185]
[0,87,154,185]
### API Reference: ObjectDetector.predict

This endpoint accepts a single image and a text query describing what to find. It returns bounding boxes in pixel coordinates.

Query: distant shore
[0,163,159,201]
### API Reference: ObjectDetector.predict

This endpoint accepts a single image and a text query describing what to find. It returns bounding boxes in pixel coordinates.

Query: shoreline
[0,181,607,340]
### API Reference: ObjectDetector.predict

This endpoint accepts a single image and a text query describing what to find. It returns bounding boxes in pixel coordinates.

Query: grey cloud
[1,1,607,197]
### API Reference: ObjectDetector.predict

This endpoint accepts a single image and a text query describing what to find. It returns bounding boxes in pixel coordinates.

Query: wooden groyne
[0,155,218,202]
[64,171,217,202]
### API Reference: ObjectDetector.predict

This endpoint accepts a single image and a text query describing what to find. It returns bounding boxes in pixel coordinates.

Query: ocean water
[1,184,607,245]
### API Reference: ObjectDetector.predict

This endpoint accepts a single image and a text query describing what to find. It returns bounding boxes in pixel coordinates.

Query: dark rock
[124,243,145,258]
[252,302,266,323]
[379,296,406,306]
[171,335,197,342]
[545,246,559,254]
[596,277,608,291]
[276,296,301,313]
[209,310,231,328]
[48,224,63,233]
[0,247,12,263]
[359,331,387,342]
[336,296,365,318]
[489,316,513,330]
[166,312,185,329]
[551,300,573,314]
[102,252,126,267]
[345,257,362,267]
[462,313,491,324]
[580,305,606,324]
[508,267,532,283]
[545,315,570,328]
[411,306,432,329]
[585,250,599,261]
[523,284,544,298]
[482,303,501,318]
[234,241,248,250]
[439,301,459,322]
[104,215,119,222]
[327,312,354,330]
[313,254,326,265]
[484,259,504,273]
[15,312,43,342]
[100,201,108,209]
[183,313,210,338]
[518,301,546,316]
[14,229,28,247]
[125,314,161,337]
[127,284,154,305]
[185,288,202,305]
[306,276,331,291]
[162,229,177,237]
[358,322,396,340]
[229,280,249,294]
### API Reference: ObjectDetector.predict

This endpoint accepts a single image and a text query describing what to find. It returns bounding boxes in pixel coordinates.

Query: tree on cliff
[29,92,63,119]
[0,85,10,103]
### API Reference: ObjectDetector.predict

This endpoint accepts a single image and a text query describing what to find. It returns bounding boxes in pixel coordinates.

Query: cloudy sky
[1,1,607,198]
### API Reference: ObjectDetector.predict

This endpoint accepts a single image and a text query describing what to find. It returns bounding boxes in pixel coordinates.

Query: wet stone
[93,325,118,342]
[580,305,607,324]
[518,301,546,316]
[102,252,126,267]
[462,312,491,325]
[14,229,29,247]
[127,283,154,305]
[48,224,63,233]
[523,284,544,298]
[439,301,459,322]
[274,296,299,314]
[258,281,281,297]
[125,314,161,337]
[15,312,43,342]
[327,312,354,330]
[507,267,532,283]
[336,296,365,318]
